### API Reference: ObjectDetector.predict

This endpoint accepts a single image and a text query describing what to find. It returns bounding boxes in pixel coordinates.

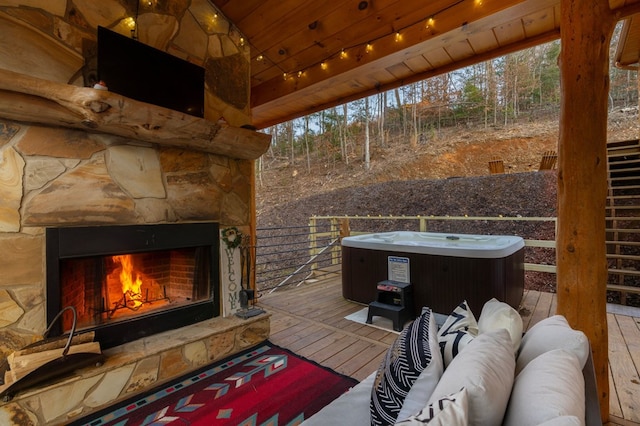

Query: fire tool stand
[366,280,413,332]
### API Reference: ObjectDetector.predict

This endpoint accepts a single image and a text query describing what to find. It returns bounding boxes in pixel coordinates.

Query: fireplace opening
[46,223,220,349]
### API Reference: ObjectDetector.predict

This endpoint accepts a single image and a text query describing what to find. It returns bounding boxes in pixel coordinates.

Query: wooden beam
[557,0,614,421]
[250,0,530,108]
[252,29,559,129]
[0,68,271,160]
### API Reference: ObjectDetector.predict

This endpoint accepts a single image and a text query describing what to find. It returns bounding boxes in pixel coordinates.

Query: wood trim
[252,30,560,129]
[0,68,271,160]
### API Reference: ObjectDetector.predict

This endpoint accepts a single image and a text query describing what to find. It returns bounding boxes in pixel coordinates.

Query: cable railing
[255,215,558,294]
[256,215,640,304]
[255,223,340,293]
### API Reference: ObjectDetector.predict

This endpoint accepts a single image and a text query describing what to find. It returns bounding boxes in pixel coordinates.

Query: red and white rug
[73,341,358,426]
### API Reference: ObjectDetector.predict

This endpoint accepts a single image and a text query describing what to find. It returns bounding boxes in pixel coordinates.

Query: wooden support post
[339,218,351,240]
[309,217,318,272]
[557,0,613,421]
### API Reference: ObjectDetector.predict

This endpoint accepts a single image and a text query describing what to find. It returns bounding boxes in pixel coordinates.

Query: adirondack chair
[539,150,557,170]
[488,156,505,174]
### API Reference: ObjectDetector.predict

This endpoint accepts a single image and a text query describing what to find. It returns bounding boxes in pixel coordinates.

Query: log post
[557,0,614,421]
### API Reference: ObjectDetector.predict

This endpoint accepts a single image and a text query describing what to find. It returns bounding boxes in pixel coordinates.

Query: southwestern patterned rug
[73,341,358,426]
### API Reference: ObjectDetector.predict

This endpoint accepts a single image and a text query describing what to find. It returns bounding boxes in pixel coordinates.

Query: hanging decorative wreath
[221,226,242,249]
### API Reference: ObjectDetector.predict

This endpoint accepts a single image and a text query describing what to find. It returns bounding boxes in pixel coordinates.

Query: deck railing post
[338,218,351,265]
[419,217,427,232]
[330,218,340,265]
[309,217,318,273]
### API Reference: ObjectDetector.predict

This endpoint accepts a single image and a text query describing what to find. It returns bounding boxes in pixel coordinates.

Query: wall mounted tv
[97,26,205,118]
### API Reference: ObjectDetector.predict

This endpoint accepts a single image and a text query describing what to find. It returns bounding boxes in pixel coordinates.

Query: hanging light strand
[254,0,468,80]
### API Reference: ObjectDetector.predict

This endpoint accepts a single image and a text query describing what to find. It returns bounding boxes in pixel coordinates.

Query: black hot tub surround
[46,223,220,349]
[341,231,525,315]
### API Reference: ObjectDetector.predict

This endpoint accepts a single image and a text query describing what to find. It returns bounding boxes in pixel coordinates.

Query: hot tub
[341,231,525,315]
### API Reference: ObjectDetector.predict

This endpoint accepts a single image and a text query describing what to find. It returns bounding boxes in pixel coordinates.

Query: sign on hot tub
[341,231,525,315]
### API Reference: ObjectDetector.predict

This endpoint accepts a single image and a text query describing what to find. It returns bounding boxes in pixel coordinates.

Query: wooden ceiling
[210,0,640,129]
[616,12,640,69]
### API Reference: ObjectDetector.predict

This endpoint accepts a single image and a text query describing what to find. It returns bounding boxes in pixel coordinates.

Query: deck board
[257,274,640,425]
[608,313,640,422]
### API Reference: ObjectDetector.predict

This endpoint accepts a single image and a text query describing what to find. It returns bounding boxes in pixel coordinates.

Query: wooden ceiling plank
[404,55,433,73]
[522,7,556,37]
[385,62,415,80]
[210,0,264,23]
[250,0,420,82]
[467,29,500,54]
[444,40,476,62]
[493,18,526,46]
[242,1,345,50]
[254,0,477,83]
[253,0,484,84]
[422,47,455,68]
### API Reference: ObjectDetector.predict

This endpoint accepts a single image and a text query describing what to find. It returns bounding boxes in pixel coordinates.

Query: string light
[258,0,468,81]
[426,17,435,29]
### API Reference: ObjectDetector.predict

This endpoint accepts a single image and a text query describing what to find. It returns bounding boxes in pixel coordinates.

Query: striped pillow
[437,300,478,367]
[370,309,434,426]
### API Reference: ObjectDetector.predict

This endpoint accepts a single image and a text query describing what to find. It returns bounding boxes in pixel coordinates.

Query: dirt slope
[255,112,639,293]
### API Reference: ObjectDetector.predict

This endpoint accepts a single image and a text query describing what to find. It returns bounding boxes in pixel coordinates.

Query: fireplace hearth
[46,223,220,349]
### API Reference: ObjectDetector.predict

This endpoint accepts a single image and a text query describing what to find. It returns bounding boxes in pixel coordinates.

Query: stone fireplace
[0,1,272,424]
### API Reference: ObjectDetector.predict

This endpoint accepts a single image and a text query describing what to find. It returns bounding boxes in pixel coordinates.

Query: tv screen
[97,26,205,118]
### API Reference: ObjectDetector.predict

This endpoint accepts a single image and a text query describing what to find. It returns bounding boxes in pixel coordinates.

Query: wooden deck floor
[257,272,640,425]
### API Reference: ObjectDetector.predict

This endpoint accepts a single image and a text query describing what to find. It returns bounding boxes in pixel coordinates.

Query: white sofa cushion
[477,297,523,352]
[437,300,478,367]
[503,349,585,426]
[371,308,437,425]
[394,388,468,426]
[516,315,589,375]
[427,328,515,425]
[396,309,444,420]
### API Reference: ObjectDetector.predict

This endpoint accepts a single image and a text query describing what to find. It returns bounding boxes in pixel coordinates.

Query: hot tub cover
[341,231,524,258]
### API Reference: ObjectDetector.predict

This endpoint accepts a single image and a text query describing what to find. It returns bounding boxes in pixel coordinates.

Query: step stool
[366,280,413,331]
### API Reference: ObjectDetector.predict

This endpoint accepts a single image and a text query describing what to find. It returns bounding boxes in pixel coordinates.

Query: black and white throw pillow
[437,300,478,367]
[370,308,434,426]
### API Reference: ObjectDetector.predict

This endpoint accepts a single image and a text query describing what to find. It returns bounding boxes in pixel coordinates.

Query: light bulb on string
[426,17,435,29]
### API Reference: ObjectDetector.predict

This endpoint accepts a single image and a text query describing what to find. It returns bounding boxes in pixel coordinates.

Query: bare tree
[342,103,349,164]
[364,96,370,170]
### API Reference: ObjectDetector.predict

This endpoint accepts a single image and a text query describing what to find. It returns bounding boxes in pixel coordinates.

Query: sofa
[303,299,601,426]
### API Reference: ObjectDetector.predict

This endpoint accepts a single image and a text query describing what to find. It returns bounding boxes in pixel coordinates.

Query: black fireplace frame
[46,222,220,349]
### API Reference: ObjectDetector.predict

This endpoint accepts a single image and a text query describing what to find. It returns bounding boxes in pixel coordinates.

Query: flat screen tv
[97,26,205,118]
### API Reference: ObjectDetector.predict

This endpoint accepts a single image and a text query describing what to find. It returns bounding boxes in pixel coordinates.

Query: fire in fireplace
[46,223,220,349]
